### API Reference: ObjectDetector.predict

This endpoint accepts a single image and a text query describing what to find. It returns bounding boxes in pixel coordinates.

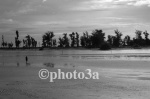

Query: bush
[100,42,111,50]
[132,44,141,49]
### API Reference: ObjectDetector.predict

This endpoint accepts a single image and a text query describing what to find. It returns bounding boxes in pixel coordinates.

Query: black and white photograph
[1,0,150,99]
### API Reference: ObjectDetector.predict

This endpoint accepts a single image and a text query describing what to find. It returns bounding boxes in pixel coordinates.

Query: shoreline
[0,46,138,51]
[1,46,150,51]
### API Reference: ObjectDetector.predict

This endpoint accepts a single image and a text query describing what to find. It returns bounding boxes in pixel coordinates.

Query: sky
[0,0,150,43]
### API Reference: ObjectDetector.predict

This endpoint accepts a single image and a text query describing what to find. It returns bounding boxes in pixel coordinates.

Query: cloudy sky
[0,0,150,43]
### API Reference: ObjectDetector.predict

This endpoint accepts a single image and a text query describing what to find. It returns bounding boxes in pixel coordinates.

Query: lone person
[25,56,28,64]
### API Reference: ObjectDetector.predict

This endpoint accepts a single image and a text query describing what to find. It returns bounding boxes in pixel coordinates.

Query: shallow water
[0,49,150,70]
[1,49,150,66]
[1,49,150,82]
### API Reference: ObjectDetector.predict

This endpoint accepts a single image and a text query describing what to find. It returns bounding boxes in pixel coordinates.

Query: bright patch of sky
[0,0,150,43]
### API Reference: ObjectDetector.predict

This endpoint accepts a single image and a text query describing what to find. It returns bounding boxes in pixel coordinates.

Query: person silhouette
[25,56,28,64]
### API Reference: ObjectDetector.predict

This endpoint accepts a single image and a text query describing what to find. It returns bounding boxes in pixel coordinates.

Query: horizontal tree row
[1,29,150,49]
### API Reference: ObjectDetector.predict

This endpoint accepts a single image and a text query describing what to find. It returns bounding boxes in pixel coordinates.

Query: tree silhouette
[16,30,19,38]
[15,38,21,48]
[133,30,144,46]
[123,35,131,46]
[80,31,92,48]
[23,35,37,48]
[15,30,21,48]
[91,29,105,48]
[107,35,113,46]
[63,33,69,47]
[113,29,122,47]
[26,35,31,47]
[76,32,79,47]
[58,37,63,47]
[52,39,57,47]
[8,42,13,48]
[136,30,142,40]
[2,28,150,49]
[58,33,69,48]
[69,32,76,47]
[143,30,149,45]
[80,33,86,47]
[42,31,55,47]
[1,35,4,47]
[1,35,13,48]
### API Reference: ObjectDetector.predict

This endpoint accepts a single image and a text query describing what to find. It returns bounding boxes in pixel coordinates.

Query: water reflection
[1,49,150,67]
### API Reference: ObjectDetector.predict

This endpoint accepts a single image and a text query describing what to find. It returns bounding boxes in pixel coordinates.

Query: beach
[1,49,150,99]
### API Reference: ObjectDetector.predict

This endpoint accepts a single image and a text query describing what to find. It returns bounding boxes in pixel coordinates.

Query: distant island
[0,29,149,50]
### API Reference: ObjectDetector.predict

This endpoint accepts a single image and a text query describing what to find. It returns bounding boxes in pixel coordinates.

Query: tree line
[1,30,37,49]
[1,29,150,50]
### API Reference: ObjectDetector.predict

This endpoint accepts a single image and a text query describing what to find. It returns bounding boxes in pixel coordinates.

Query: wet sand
[1,50,150,99]
[1,60,150,99]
